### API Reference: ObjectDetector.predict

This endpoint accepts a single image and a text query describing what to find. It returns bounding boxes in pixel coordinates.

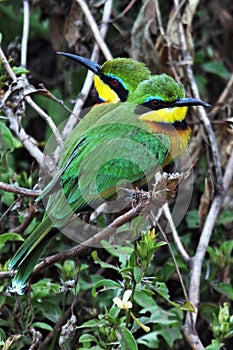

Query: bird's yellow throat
[94,75,120,103]
[140,106,188,124]
[140,106,191,162]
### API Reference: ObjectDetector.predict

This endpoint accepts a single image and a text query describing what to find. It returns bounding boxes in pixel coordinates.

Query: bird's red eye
[111,78,119,87]
[150,99,161,107]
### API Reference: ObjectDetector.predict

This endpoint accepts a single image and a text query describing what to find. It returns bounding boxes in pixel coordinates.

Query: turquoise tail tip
[7,280,26,295]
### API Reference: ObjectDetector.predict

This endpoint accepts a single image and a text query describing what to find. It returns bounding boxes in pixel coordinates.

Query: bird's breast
[145,120,191,163]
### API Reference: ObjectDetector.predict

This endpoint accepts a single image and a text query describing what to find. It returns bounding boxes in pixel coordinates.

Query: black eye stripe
[110,78,119,87]
[100,74,129,102]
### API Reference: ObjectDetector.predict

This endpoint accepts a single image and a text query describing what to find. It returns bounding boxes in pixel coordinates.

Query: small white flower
[113,289,150,333]
[113,289,133,310]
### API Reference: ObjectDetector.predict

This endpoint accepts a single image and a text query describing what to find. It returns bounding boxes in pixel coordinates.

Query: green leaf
[211,282,233,300]
[31,279,60,298]
[91,251,119,271]
[77,319,103,329]
[181,301,195,312]
[116,327,138,350]
[79,334,98,344]
[217,211,233,225]
[101,240,134,257]
[0,295,6,308]
[12,66,29,76]
[200,303,219,324]
[205,339,223,350]
[137,331,160,348]
[154,282,170,299]
[0,233,24,250]
[0,122,15,152]
[133,266,143,283]
[134,289,157,308]
[203,61,231,80]
[186,210,199,229]
[35,300,61,323]
[32,322,53,331]
[92,279,121,298]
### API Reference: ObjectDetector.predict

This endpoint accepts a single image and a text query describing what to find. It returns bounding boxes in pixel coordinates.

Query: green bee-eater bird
[57,52,151,163]
[57,52,151,104]
[8,73,210,294]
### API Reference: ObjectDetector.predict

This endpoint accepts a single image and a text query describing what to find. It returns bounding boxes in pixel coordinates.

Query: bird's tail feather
[8,216,53,270]
[8,216,54,294]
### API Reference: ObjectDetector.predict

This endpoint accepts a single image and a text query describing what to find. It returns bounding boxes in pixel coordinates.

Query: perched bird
[8,73,210,294]
[57,52,151,103]
[57,52,151,163]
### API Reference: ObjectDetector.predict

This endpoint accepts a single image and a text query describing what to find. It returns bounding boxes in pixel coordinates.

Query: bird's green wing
[49,116,170,223]
[37,103,122,202]
[60,103,121,165]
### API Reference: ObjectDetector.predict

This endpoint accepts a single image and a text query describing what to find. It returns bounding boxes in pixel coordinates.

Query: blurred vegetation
[0,0,232,349]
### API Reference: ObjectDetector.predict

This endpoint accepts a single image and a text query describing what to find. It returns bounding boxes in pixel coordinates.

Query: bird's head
[129,74,210,123]
[57,52,150,103]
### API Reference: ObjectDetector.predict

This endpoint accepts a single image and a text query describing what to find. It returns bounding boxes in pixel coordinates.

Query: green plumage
[129,73,185,104]
[100,58,151,92]
[8,74,191,294]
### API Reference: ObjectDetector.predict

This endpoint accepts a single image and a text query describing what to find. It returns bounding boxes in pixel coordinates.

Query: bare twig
[154,0,179,80]
[109,0,137,23]
[162,203,190,265]
[188,149,233,318]
[183,149,233,349]
[0,197,22,224]
[0,182,41,197]
[173,0,223,194]
[21,0,30,69]
[5,107,49,171]
[151,211,189,301]
[0,46,17,81]
[3,199,147,280]
[0,47,59,173]
[210,73,233,118]
[75,0,112,60]
[181,327,205,350]
[33,200,147,275]
[10,207,38,234]
[25,96,63,147]
[62,0,113,138]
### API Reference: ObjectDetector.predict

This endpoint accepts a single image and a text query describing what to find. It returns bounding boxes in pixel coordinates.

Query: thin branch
[162,203,190,265]
[0,46,17,81]
[109,0,137,23]
[61,0,113,138]
[186,148,233,326]
[6,107,49,171]
[33,200,147,275]
[151,211,189,301]
[75,0,112,60]
[3,199,147,280]
[10,207,38,234]
[0,182,41,197]
[210,73,233,118]
[0,47,58,174]
[25,95,63,147]
[181,326,205,350]
[173,0,223,194]
[21,0,30,69]
[0,197,22,224]
[154,0,179,80]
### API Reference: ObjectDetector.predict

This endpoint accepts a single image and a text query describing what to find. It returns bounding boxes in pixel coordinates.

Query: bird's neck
[94,75,119,103]
[140,107,191,161]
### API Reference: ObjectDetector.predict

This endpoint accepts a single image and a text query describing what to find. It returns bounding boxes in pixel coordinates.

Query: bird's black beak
[174,97,210,108]
[57,52,101,76]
